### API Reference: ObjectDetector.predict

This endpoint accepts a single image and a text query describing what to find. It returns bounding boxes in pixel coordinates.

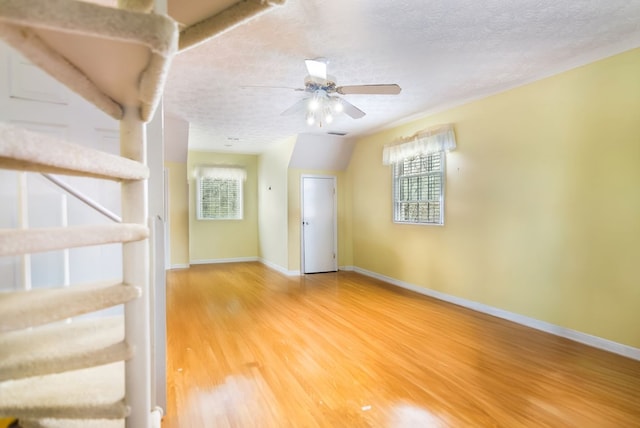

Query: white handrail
[41,173,122,223]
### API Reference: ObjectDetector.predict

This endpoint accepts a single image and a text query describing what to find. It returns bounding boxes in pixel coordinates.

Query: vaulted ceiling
[162,0,640,153]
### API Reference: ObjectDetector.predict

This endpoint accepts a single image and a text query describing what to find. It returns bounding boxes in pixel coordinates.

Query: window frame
[196,174,244,221]
[391,151,445,226]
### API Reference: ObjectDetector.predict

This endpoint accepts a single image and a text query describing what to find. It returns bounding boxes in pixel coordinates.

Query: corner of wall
[257,135,297,268]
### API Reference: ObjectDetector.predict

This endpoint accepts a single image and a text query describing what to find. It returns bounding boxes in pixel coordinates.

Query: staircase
[0,0,178,426]
[0,0,287,425]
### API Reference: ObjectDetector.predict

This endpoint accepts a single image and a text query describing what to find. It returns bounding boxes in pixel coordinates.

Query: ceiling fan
[282,58,401,126]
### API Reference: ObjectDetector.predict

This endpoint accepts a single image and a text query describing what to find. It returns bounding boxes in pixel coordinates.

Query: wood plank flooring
[163,262,640,427]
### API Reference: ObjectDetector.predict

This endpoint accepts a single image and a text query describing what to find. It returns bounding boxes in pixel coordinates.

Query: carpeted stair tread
[20,418,123,428]
[0,123,149,181]
[0,0,178,121]
[0,283,140,333]
[0,223,148,257]
[176,0,285,51]
[0,362,127,420]
[21,419,123,428]
[0,316,130,381]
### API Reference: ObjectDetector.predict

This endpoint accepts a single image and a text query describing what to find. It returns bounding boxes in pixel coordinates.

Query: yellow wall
[187,151,259,262]
[257,137,296,270]
[166,161,189,267]
[348,48,640,347]
[287,169,353,272]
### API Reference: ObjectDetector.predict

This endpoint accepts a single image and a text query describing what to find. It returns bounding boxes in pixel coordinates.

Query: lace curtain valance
[196,166,246,181]
[382,124,456,165]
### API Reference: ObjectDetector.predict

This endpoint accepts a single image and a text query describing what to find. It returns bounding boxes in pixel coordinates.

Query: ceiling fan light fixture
[306,112,316,125]
[304,90,339,127]
[308,97,320,111]
[310,90,327,111]
[324,112,334,124]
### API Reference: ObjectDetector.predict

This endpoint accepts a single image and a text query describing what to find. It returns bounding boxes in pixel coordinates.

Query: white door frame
[300,174,338,274]
[164,167,171,270]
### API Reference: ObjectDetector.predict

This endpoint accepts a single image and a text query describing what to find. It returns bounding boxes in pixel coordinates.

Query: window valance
[382,124,456,165]
[196,165,246,181]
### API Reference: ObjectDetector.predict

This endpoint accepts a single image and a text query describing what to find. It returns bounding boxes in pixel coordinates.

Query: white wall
[0,42,121,292]
[164,114,188,163]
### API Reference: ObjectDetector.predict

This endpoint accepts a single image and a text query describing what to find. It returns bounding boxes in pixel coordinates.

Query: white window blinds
[196,166,245,220]
[393,152,444,224]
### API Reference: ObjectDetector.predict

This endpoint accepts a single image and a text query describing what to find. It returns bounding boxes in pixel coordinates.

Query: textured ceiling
[163,0,640,154]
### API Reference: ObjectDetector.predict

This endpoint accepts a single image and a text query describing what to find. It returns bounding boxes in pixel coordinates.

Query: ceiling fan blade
[305,59,327,80]
[337,84,401,95]
[240,85,305,91]
[341,99,366,119]
[281,98,309,116]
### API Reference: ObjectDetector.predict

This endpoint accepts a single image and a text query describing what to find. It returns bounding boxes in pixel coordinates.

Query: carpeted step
[20,418,123,428]
[0,223,148,258]
[0,283,140,333]
[19,406,163,428]
[0,0,178,121]
[177,0,285,51]
[0,316,130,381]
[0,362,127,420]
[0,123,148,181]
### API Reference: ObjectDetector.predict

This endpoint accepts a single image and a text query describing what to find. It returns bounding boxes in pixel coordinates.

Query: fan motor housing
[304,75,337,93]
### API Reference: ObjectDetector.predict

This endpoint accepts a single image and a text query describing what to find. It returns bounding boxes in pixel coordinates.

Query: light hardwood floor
[163,262,640,427]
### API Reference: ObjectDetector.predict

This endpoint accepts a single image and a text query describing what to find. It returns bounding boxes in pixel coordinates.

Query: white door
[302,176,337,273]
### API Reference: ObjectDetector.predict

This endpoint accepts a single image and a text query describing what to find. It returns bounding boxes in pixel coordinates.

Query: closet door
[301,175,338,274]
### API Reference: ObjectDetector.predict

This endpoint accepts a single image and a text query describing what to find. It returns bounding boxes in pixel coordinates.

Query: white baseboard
[339,265,355,271]
[260,258,300,276]
[151,407,163,428]
[189,257,259,265]
[169,263,190,270]
[353,266,640,361]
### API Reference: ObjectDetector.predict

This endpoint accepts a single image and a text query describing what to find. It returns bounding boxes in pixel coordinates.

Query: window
[196,167,245,220]
[383,124,456,225]
[393,152,444,224]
